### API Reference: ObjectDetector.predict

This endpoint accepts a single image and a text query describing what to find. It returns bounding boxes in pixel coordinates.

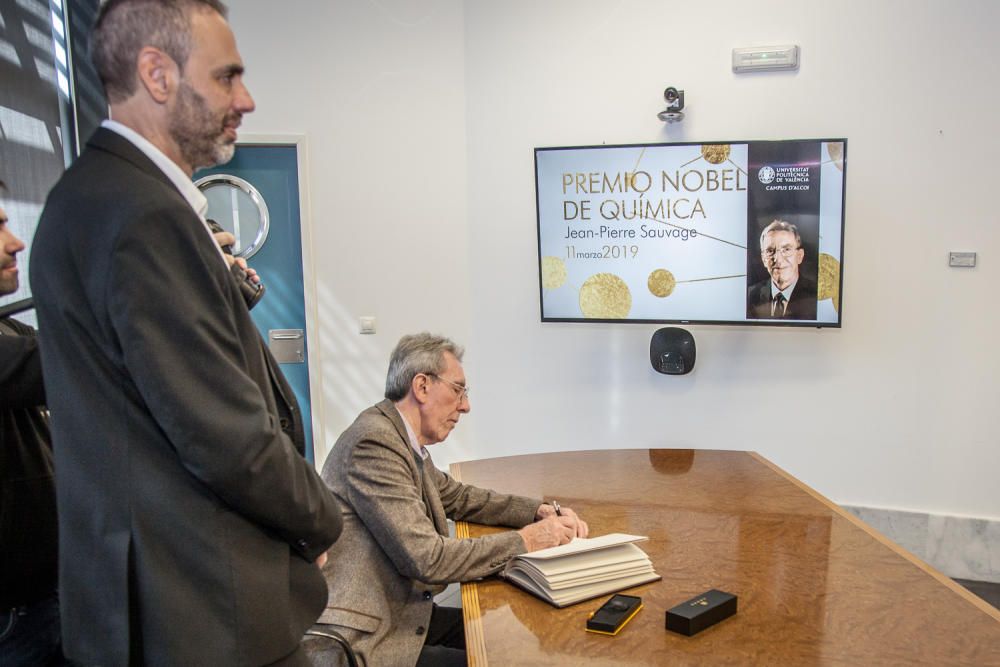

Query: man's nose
[235,81,255,114]
[458,394,470,414]
[2,231,25,254]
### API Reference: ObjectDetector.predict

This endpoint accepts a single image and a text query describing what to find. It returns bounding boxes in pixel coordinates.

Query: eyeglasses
[426,373,470,401]
[761,245,800,259]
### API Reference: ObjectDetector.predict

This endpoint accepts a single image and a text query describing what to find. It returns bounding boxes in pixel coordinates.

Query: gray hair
[759,219,801,249]
[385,333,465,401]
[91,0,228,103]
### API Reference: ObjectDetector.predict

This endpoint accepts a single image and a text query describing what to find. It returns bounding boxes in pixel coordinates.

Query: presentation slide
[535,139,846,327]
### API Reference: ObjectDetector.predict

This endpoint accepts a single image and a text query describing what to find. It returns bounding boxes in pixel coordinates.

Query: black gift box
[665,589,737,636]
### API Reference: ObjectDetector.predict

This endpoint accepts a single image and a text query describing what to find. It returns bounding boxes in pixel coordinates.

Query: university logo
[757,166,775,184]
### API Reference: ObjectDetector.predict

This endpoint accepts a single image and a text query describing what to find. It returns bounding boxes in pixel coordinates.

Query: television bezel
[534,138,847,328]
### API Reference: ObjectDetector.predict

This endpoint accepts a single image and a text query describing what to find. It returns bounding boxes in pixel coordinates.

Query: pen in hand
[547,500,589,540]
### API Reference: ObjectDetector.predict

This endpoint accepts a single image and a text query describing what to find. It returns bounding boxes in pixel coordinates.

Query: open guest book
[500,533,661,607]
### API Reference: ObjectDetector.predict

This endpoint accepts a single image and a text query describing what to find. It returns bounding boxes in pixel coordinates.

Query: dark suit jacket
[747,275,818,320]
[0,318,56,610]
[30,128,343,666]
[316,400,540,667]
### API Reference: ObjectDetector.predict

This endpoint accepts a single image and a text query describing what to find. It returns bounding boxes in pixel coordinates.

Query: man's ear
[135,46,178,104]
[411,374,431,405]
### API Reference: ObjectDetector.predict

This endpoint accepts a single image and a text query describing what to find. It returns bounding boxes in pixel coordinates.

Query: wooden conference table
[450,449,1000,666]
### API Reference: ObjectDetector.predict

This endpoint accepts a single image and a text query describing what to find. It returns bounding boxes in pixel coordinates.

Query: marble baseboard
[842,505,1000,584]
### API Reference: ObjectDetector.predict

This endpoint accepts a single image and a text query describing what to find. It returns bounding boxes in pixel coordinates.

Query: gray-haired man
[747,219,818,320]
[316,333,587,667]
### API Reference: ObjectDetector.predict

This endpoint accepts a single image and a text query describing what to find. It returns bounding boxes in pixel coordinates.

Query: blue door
[195,145,316,460]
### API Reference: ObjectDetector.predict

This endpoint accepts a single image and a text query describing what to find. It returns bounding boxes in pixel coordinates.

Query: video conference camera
[657,87,685,123]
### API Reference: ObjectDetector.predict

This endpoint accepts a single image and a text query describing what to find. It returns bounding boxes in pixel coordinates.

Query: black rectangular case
[665,589,737,636]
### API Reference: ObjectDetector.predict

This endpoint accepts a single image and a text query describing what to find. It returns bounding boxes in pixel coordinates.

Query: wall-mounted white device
[949,252,976,268]
[732,45,799,73]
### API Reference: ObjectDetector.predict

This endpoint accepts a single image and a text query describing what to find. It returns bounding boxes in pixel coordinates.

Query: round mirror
[194,174,270,258]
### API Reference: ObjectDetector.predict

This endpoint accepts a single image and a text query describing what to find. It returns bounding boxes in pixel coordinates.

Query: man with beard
[29,2,342,665]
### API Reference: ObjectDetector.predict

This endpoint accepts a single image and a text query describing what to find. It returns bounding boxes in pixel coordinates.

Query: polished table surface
[450,449,1000,666]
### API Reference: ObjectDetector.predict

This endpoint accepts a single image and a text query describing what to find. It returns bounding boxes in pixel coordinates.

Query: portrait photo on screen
[745,140,822,322]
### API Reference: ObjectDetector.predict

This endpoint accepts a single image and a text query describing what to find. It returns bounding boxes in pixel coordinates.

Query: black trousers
[415,605,465,667]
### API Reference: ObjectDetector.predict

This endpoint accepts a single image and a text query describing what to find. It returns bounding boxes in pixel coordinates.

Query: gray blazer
[317,400,540,666]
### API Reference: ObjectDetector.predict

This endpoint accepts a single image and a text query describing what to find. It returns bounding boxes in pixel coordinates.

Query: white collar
[394,404,429,460]
[101,119,208,220]
[770,277,799,301]
[102,120,228,266]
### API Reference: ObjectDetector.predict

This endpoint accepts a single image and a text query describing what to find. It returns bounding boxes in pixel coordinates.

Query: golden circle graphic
[817,253,841,301]
[579,273,631,319]
[827,142,844,171]
[701,144,731,165]
[541,256,567,290]
[647,269,676,298]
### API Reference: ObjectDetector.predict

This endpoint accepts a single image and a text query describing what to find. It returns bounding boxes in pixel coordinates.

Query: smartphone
[206,218,265,309]
[585,594,643,636]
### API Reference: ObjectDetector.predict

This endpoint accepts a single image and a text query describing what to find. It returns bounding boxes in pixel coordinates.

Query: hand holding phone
[206,218,265,310]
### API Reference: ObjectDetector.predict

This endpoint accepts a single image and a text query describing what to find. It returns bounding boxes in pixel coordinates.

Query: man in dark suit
[29,2,342,665]
[747,219,817,320]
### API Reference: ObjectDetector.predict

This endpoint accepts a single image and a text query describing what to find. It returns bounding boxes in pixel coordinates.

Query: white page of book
[513,549,650,582]
[515,543,649,577]
[544,564,655,588]
[517,533,648,561]
[510,561,654,592]
[545,565,655,591]
[506,570,662,607]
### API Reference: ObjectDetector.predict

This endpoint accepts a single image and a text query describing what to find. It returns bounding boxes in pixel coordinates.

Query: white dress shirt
[395,404,430,461]
[101,119,228,267]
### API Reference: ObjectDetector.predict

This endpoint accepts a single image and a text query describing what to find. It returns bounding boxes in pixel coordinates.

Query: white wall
[231,0,1000,520]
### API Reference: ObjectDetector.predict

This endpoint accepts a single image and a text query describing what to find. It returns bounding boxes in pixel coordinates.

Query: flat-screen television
[535,139,846,327]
